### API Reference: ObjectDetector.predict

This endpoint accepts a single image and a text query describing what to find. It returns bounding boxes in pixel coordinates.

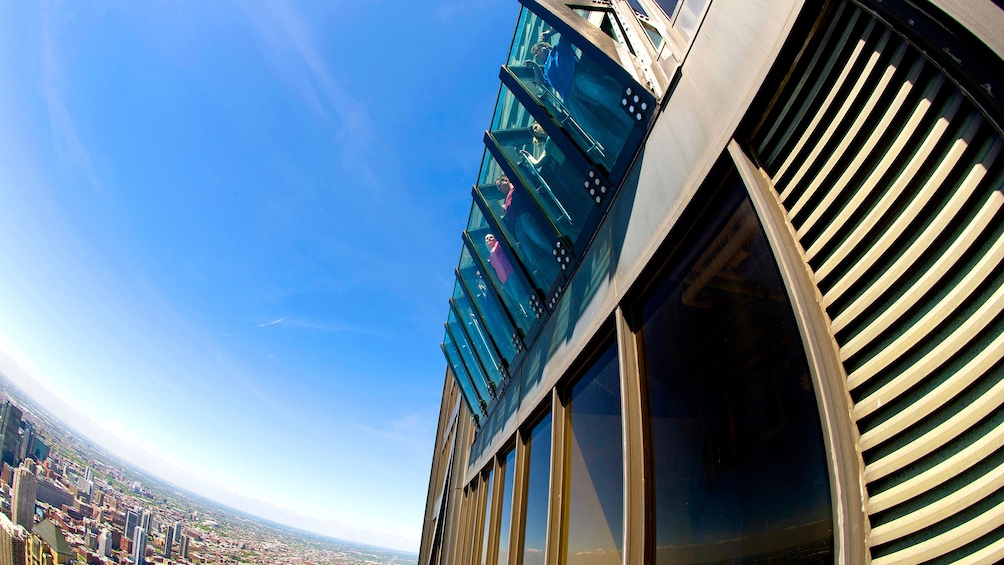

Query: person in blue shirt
[529,28,628,168]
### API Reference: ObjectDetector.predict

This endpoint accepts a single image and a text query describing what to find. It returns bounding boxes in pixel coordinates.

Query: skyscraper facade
[0,402,23,468]
[11,462,36,530]
[420,1,1004,564]
[0,513,26,565]
[163,522,173,560]
[131,527,147,565]
[124,511,138,541]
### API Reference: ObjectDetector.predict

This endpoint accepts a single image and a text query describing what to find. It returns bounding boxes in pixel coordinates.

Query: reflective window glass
[521,413,552,565]
[638,182,833,563]
[486,87,595,243]
[506,8,636,173]
[480,467,495,565]
[447,311,496,402]
[674,0,710,41]
[496,449,516,565]
[443,336,485,418]
[476,151,561,294]
[458,248,523,355]
[466,206,537,333]
[564,345,623,565]
[453,283,509,380]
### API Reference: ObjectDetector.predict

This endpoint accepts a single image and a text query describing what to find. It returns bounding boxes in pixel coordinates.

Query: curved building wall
[420,0,1004,564]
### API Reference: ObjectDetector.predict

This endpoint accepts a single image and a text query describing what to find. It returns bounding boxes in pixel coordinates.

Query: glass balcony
[503,8,642,175]
[451,281,511,380]
[447,309,498,400]
[484,86,597,245]
[442,337,485,419]
[465,205,539,333]
[456,247,524,358]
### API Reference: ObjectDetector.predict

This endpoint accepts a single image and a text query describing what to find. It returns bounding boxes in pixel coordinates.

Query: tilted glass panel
[452,296,504,386]
[453,280,515,371]
[486,86,595,243]
[674,0,711,41]
[521,413,552,565]
[496,449,516,565]
[457,247,524,355]
[571,8,624,45]
[476,150,562,292]
[639,182,833,563]
[442,337,485,418]
[480,467,495,565]
[466,206,537,334]
[564,344,623,565]
[447,310,497,400]
[506,8,636,173]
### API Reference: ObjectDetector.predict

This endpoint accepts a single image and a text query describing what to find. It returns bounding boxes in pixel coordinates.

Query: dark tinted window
[638,181,833,563]
[521,413,552,565]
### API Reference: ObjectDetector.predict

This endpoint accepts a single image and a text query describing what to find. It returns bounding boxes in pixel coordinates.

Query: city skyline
[0,0,517,552]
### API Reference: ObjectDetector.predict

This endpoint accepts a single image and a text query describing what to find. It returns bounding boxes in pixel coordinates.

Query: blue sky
[0,0,515,551]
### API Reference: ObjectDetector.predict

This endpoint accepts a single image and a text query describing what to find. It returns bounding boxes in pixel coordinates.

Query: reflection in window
[506,9,635,173]
[564,345,623,565]
[496,449,516,565]
[486,87,595,243]
[521,413,552,565]
[480,467,495,565]
[467,206,536,333]
[638,182,833,563]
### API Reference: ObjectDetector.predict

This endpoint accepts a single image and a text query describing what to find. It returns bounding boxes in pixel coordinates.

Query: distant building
[97,529,112,558]
[27,440,47,467]
[163,523,173,560]
[32,479,71,511]
[27,519,72,565]
[124,511,138,540]
[16,423,33,465]
[171,522,181,544]
[0,403,22,468]
[130,527,147,565]
[178,534,188,560]
[0,512,27,565]
[11,462,36,530]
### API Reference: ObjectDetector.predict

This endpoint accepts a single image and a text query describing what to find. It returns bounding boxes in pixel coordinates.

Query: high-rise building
[27,519,72,565]
[172,522,182,544]
[97,529,112,558]
[11,462,36,530]
[178,534,189,560]
[0,403,22,468]
[139,509,151,532]
[0,513,26,565]
[28,438,47,465]
[419,1,1004,564]
[124,510,138,540]
[163,522,174,560]
[131,527,147,565]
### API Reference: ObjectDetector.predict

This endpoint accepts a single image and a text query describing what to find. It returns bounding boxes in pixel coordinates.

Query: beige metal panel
[812,72,947,288]
[928,0,1004,62]
[858,325,1004,450]
[870,499,1004,565]
[867,420,1004,514]
[847,263,1004,400]
[774,18,878,190]
[615,308,646,565]
[869,459,1004,545]
[829,147,1002,335]
[956,535,1004,565]
[864,375,1004,483]
[802,49,921,258]
[731,141,869,565]
[789,30,899,224]
[819,93,967,304]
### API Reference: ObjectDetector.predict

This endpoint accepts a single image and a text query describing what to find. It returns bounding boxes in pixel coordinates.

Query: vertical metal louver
[749,1,1004,563]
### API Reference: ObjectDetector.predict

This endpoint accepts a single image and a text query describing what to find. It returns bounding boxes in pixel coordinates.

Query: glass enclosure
[457,248,523,355]
[563,345,623,565]
[447,311,496,403]
[521,413,552,565]
[505,8,638,174]
[453,282,509,379]
[442,337,486,418]
[485,86,596,244]
[466,205,537,333]
[638,180,833,564]
[496,449,517,565]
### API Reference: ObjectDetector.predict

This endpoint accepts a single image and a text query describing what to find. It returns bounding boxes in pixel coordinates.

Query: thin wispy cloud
[256,317,285,328]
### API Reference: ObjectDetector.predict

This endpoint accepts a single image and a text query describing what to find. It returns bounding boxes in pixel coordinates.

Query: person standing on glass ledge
[496,175,554,279]
[485,233,531,319]
[530,28,625,161]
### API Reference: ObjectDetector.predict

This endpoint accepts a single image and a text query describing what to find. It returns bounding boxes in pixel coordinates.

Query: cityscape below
[0,373,416,565]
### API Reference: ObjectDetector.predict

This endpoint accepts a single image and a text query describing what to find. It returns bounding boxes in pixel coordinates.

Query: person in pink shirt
[485,233,531,319]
